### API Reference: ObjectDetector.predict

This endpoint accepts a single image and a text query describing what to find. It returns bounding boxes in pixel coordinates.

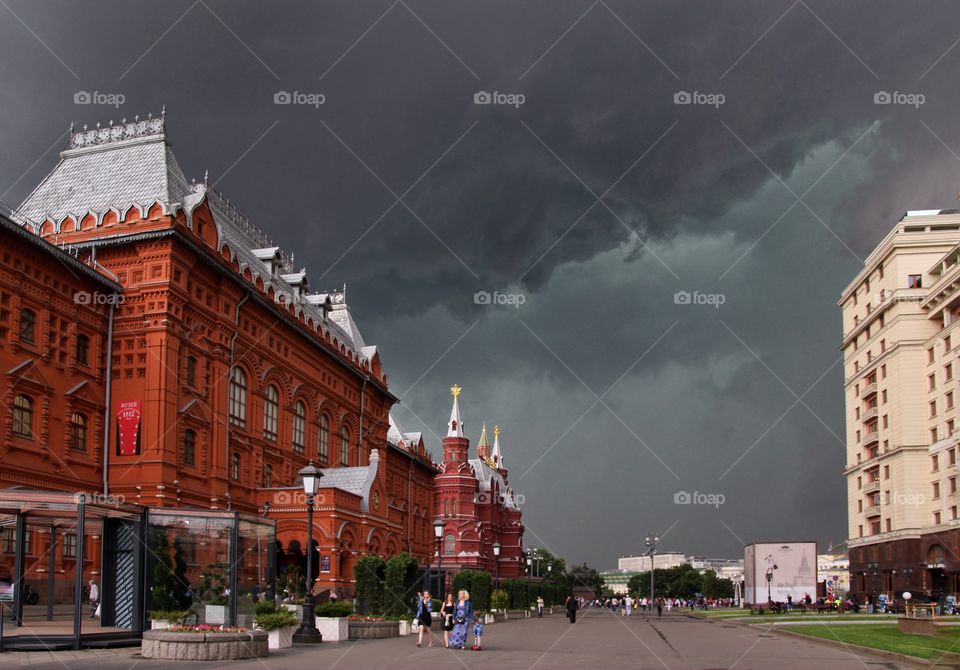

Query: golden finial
[494,425,500,438]
[450,384,462,399]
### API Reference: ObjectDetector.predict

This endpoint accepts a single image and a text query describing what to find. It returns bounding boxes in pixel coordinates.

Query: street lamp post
[434,519,444,601]
[493,542,501,590]
[645,534,658,608]
[765,564,778,604]
[292,463,323,644]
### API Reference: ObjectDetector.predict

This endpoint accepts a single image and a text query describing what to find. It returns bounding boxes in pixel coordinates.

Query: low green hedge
[254,608,298,630]
[314,601,354,618]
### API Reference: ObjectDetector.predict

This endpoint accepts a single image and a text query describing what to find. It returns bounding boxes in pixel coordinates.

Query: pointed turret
[448,384,464,437]
[477,423,490,460]
[442,384,470,465]
[492,425,503,467]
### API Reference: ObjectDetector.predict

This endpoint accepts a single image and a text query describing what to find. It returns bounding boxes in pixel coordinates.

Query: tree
[567,563,604,598]
[354,556,386,614]
[172,536,192,609]
[149,528,180,612]
[701,570,734,599]
[383,553,420,617]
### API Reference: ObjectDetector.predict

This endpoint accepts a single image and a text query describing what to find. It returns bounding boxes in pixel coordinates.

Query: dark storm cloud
[4,0,960,567]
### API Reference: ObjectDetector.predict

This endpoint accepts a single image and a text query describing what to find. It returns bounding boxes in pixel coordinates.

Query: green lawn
[782,624,960,662]
[692,609,897,622]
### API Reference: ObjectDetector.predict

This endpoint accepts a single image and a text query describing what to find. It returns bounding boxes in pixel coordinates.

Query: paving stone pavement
[0,610,925,669]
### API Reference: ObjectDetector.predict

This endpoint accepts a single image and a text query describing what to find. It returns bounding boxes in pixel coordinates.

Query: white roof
[16,114,372,357]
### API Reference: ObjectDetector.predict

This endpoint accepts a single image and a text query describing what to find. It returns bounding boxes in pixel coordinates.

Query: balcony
[864,504,881,517]
[861,382,877,398]
[862,432,880,447]
[864,480,880,494]
[862,407,879,423]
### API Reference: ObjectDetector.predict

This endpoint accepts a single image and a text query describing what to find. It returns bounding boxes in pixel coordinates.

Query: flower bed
[142,628,268,660]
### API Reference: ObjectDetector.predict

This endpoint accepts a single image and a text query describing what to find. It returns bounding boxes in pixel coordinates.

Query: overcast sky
[4,0,960,570]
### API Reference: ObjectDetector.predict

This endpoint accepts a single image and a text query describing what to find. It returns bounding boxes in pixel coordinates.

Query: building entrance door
[100,518,142,630]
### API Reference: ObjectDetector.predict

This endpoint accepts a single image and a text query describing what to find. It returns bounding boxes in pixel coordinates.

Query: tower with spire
[433,385,525,583]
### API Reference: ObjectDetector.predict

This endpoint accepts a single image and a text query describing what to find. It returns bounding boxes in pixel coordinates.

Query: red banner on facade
[116,401,141,456]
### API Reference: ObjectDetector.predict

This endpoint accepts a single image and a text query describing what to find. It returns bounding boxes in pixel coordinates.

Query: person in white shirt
[88,580,99,619]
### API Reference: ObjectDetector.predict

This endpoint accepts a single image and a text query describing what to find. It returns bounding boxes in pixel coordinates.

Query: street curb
[694,613,958,669]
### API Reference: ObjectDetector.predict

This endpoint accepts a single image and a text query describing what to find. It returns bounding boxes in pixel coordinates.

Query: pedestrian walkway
[0,609,920,669]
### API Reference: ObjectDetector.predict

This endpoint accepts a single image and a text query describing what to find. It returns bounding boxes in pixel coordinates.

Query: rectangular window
[929,348,936,364]
[63,533,76,559]
[947,363,954,382]
[934,481,941,499]
[935,511,942,525]
[931,400,938,418]
[930,373,937,391]
[909,274,923,289]
[947,336,952,354]
[933,454,940,471]
[884,465,890,479]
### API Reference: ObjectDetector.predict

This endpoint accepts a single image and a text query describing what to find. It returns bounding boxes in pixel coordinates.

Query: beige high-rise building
[841,209,960,602]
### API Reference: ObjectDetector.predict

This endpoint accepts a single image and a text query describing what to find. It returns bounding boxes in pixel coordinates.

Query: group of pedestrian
[415,590,484,651]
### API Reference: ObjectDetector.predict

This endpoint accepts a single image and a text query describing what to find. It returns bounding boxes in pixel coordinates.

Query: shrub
[254,601,278,616]
[491,589,508,611]
[254,608,298,630]
[149,609,189,623]
[314,601,354,618]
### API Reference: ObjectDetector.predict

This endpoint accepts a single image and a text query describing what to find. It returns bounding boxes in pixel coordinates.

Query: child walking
[470,614,484,651]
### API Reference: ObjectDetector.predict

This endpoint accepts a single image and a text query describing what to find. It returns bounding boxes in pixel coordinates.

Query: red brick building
[2,114,437,596]
[433,386,525,584]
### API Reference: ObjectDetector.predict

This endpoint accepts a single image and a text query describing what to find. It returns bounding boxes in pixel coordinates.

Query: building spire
[447,384,464,437]
[477,423,490,459]
[492,424,503,466]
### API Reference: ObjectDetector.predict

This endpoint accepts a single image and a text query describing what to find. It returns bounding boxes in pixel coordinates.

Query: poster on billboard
[116,400,141,456]
[744,542,817,605]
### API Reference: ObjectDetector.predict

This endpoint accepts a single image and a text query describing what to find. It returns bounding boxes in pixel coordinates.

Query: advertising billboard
[744,542,817,605]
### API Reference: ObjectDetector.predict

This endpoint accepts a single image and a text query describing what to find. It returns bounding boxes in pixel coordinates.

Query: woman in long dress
[448,589,472,649]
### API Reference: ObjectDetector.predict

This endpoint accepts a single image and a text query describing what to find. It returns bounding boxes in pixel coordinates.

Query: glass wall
[0,491,143,650]
[145,510,275,628]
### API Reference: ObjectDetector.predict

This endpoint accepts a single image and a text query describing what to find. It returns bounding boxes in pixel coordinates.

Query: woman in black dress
[441,593,455,648]
[416,591,433,647]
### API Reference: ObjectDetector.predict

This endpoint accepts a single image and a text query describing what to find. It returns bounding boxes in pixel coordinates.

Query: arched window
[339,425,349,466]
[443,533,456,556]
[292,400,306,453]
[12,395,33,437]
[69,413,87,452]
[19,309,36,344]
[232,453,240,480]
[264,464,273,488]
[228,367,247,427]
[318,415,329,463]
[263,385,279,440]
[76,334,90,366]
[186,356,197,387]
[183,429,196,466]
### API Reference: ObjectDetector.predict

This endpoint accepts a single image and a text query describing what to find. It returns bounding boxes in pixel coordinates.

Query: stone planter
[483,613,495,624]
[493,612,507,623]
[315,616,349,642]
[348,621,400,640]
[398,620,412,636]
[265,625,295,649]
[204,604,227,625]
[142,630,268,660]
[151,620,175,630]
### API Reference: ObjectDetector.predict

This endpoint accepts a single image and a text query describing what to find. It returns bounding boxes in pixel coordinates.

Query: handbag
[412,617,419,628]
[94,603,101,617]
